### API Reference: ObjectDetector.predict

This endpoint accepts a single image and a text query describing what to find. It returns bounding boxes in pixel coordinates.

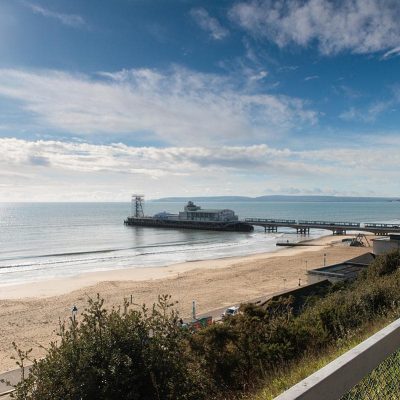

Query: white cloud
[381,46,400,60]
[0,67,317,145]
[230,0,400,55]
[190,8,229,40]
[1,137,400,201]
[2,137,399,178]
[0,138,296,177]
[304,75,319,81]
[25,2,86,28]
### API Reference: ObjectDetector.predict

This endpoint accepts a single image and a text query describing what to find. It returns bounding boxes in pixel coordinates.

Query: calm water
[0,201,399,287]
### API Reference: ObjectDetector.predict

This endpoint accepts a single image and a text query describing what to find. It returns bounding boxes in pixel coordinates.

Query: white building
[178,201,238,222]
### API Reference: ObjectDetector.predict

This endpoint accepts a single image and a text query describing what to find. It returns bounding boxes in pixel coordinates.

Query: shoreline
[0,234,372,372]
[0,234,338,300]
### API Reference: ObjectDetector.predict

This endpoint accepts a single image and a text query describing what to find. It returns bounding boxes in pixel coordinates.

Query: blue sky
[1,0,400,201]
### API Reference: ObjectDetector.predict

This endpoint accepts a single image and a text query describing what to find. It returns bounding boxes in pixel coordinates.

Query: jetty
[244,218,400,235]
[125,195,399,236]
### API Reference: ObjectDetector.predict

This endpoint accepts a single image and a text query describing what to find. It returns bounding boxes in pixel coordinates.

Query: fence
[274,317,400,400]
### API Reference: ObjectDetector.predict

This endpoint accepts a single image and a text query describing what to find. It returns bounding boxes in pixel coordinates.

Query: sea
[1,201,400,287]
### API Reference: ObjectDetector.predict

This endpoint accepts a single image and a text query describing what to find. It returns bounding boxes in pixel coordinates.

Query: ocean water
[0,201,399,287]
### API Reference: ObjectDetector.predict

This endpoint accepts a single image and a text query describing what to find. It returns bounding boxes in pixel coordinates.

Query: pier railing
[364,223,400,228]
[245,218,296,224]
[297,220,360,227]
[242,218,400,234]
[274,317,400,400]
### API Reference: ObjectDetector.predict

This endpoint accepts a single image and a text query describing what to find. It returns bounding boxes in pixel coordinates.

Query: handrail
[245,218,296,224]
[364,223,400,228]
[274,318,400,400]
[298,221,360,227]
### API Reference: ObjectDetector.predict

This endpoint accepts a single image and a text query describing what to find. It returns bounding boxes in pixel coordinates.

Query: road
[190,293,273,323]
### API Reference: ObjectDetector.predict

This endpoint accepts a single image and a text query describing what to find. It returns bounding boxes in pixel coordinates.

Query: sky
[1,0,400,201]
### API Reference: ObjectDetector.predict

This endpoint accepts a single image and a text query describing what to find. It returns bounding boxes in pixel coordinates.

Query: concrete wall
[373,239,400,255]
[307,273,342,285]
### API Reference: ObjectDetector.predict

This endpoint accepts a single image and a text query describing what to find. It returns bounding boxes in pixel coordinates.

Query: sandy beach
[0,235,372,372]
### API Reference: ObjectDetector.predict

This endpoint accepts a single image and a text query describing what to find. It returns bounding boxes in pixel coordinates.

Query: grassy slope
[247,313,399,399]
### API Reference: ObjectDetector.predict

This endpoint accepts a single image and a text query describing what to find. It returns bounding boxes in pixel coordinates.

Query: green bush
[12,295,210,400]
[363,250,400,279]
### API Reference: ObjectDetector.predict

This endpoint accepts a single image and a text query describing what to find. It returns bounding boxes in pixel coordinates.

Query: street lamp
[71,305,78,322]
[192,300,196,320]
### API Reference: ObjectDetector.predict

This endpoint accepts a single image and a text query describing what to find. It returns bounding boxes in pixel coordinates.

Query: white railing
[274,317,400,400]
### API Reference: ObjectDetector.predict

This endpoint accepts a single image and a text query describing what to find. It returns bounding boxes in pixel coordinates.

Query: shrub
[12,295,210,400]
[363,250,400,279]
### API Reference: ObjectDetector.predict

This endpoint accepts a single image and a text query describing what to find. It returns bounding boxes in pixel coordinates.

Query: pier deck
[244,218,400,235]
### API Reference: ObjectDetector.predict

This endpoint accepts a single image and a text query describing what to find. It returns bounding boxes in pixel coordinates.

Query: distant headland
[152,195,400,203]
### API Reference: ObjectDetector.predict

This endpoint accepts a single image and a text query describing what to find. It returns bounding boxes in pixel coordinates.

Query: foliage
[189,250,400,394]
[11,250,400,399]
[12,294,209,400]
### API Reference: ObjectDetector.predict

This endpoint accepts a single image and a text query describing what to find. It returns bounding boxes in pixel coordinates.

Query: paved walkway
[0,367,29,397]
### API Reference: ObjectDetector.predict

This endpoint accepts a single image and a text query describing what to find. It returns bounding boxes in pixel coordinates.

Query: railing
[298,220,360,227]
[274,317,400,400]
[245,218,296,224]
[364,223,400,228]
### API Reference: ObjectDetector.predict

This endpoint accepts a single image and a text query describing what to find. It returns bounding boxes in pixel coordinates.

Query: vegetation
[11,296,210,400]
[10,250,400,400]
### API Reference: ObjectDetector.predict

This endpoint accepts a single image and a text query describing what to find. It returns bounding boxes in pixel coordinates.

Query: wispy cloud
[339,85,400,122]
[230,0,400,56]
[25,2,86,28]
[333,84,362,99]
[304,75,319,81]
[1,137,399,200]
[0,67,317,145]
[190,8,229,40]
[339,101,394,123]
[381,46,400,60]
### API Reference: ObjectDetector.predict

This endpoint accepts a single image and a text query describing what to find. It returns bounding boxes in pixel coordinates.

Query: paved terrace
[244,218,400,235]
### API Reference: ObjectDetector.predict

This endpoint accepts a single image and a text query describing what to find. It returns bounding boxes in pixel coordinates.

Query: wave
[0,234,272,273]
[0,237,230,262]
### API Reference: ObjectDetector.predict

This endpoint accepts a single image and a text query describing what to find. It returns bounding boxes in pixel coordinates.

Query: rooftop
[374,234,400,241]
[308,252,375,280]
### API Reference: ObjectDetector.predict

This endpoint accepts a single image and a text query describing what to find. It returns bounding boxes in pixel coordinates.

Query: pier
[244,218,400,235]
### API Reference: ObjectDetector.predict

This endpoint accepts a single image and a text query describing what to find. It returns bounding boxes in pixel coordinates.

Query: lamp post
[192,300,196,321]
[71,305,78,322]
